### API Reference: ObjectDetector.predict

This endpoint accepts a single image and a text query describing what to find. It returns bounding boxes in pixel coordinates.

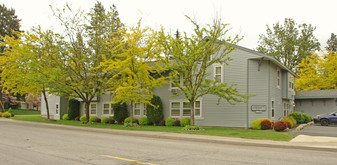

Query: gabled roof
[233,44,297,77]
[295,90,337,99]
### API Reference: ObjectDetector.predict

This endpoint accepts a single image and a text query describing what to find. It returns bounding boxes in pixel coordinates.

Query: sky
[2,0,337,50]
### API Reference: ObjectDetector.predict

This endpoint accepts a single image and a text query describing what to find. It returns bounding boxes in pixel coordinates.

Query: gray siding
[295,99,337,117]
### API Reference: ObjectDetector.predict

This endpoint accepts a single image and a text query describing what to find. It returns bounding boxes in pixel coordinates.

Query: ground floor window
[283,103,289,117]
[170,100,201,118]
[271,100,274,118]
[133,102,147,117]
[103,103,113,115]
[90,103,97,115]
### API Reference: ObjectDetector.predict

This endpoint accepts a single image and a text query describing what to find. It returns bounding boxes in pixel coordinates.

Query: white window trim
[102,102,114,117]
[169,99,203,119]
[90,103,97,116]
[276,68,281,89]
[170,73,183,89]
[271,99,275,120]
[55,103,59,115]
[133,102,146,117]
[213,64,223,83]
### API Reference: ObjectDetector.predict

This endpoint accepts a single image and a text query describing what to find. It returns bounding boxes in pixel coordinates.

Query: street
[1,119,337,165]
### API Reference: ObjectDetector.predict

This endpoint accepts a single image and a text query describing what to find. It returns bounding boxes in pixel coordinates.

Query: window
[171,102,180,116]
[214,65,222,82]
[55,103,59,114]
[170,101,202,117]
[271,100,275,118]
[277,68,280,88]
[134,103,141,115]
[103,103,113,115]
[283,103,289,117]
[289,75,294,91]
[143,104,147,116]
[90,103,97,115]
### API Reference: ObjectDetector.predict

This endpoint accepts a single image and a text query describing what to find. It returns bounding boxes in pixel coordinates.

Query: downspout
[268,60,271,119]
[246,59,250,128]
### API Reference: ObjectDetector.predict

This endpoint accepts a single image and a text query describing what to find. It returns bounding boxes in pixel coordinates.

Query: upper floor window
[171,73,183,88]
[277,68,280,88]
[214,65,223,83]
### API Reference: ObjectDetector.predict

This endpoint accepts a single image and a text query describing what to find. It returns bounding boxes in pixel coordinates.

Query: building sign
[251,105,267,111]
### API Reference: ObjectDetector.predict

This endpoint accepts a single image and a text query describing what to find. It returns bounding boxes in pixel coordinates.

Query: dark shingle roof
[295,90,337,99]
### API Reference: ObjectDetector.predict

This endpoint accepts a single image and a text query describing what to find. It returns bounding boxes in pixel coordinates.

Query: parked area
[291,124,337,138]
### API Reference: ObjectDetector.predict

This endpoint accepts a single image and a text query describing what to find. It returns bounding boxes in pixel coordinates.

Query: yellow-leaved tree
[296,51,337,90]
[100,21,168,125]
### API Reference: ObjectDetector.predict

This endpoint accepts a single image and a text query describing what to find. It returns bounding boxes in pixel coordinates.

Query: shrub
[80,116,86,122]
[165,118,176,126]
[74,116,80,121]
[180,118,190,127]
[182,125,202,131]
[67,98,80,120]
[285,121,291,128]
[289,112,304,124]
[124,122,139,127]
[0,113,2,117]
[274,121,287,131]
[89,116,100,122]
[174,120,181,126]
[113,103,128,123]
[139,117,149,125]
[101,117,109,124]
[302,113,312,123]
[62,114,70,120]
[2,112,11,118]
[124,117,137,124]
[158,120,165,126]
[7,108,14,117]
[281,116,297,128]
[109,119,115,124]
[251,118,272,130]
[146,95,164,125]
[261,120,272,130]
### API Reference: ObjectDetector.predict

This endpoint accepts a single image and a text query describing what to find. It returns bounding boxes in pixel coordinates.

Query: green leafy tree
[296,51,337,90]
[257,18,320,70]
[326,33,337,54]
[159,16,249,126]
[146,95,163,125]
[49,2,124,122]
[101,21,168,125]
[68,98,80,120]
[113,102,128,123]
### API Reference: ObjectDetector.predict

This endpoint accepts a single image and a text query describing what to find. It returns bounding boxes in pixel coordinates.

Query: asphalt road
[291,124,337,137]
[1,119,337,165]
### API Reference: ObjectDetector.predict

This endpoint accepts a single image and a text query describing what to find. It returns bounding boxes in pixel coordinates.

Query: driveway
[291,124,337,137]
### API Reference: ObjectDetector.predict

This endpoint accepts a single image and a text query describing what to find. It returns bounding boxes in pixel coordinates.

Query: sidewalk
[4,118,337,152]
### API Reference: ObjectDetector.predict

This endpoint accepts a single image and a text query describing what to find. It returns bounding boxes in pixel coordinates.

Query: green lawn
[10,109,41,115]
[11,116,297,141]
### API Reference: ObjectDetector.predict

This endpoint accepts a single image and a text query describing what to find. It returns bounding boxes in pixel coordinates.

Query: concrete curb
[3,118,337,152]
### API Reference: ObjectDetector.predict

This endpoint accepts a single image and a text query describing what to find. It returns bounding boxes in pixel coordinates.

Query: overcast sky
[3,0,337,49]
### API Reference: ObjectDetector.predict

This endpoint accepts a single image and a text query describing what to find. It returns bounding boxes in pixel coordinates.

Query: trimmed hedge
[67,98,80,120]
[289,112,304,124]
[281,116,297,128]
[80,116,86,122]
[89,116,100,122]
[302,113,312,123]
[62,114,70,120]
[165,118,175,126]
[252,118,272,130]
[101,117,109,124]
[180,118,190,127]
[124,117,137,124]
[261,120,272,130]
[113,103,128,123]
[274,121,287,131]
[2,112,11,118]
[139,117,149,125]
[146,95,164,125]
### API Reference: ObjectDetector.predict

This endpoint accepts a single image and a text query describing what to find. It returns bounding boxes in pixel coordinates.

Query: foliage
[326,33,337,53]
[295,51,337,90]
[2,112,11,118]
[281,116,297,128]
[113,102,128,123]
[289,112,304,124]
[182,125,203,131]
[0,112,2,117]
[274,121,287,131]
[80,116,86,122]
[257,18,320,70]
[180,118,190,127]
[302,113,312,123]
[139,117,149,125]
[99,20,168,125]
[0,4,21,53]
[165,118,176,126]
[159,16,249,126]
[7,108,14,117]
[101,117,109,124]
[158,120,165,126]
[89,116,100,122]
[109,118,115,124]
[146,95,163,125]
[62,114,70,120]
[251,118,272,130]
[260,120,272,130]
[124,117,137,124]
[67,98,80,120]
[174,120,181,126]
[124,122,139,127]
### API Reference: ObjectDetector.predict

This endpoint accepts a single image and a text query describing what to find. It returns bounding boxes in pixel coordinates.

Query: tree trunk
[85,101,90,123]
[190,101,195,126]
[42,88,50,119]
[130,100,134,125]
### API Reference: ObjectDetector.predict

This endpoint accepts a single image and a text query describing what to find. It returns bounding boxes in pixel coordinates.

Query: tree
[100,21,168,125]
[0,4,21,111]
[295,51,337,90]
[68,98,80,120]
[257,18,320,70]
[146,95,163,125]
[159,16,249,126]
[326,33,337,54]
[49,2,124,122]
